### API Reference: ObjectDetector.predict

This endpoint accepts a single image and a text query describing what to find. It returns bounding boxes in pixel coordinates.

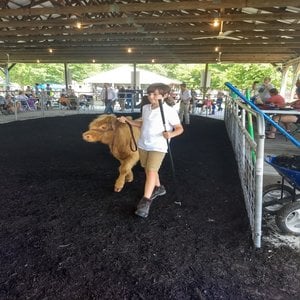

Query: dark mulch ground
[0,114,299,300]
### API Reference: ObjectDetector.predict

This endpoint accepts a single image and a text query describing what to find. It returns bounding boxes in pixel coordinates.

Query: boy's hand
[117,116,127,123]
[163,131,172,139]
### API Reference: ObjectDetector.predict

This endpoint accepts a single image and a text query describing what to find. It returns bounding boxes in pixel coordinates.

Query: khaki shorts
[139,149,166,171]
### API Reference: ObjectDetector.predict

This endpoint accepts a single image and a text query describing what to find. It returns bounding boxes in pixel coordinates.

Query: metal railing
[224,86,265,248]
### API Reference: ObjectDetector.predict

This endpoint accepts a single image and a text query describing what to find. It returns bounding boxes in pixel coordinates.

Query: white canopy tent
[83,65,181,89]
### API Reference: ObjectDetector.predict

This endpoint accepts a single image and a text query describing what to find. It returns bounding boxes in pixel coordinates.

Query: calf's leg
[114,155,139,192]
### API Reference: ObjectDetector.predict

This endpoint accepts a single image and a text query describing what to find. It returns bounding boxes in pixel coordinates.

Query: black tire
[263,184,294,214]
[275,201,300,236]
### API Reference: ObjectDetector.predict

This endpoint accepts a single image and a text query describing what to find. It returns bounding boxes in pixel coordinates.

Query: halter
[89,122,137,152]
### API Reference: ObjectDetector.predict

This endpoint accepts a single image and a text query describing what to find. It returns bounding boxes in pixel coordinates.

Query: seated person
[68,92,78,110]
[1,94,17,114]
[26,93,37,110]
[78,94,88,108]
[0,95,7,114]
[58,89,68,106]
[260,88,285,109]
[267,99,300,139]
[58,95,71,108]
[201,97,213,114]
[15,90,29,111]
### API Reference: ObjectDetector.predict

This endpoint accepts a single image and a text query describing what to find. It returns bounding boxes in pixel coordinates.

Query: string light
[37,59,40,63]
[92,59,96,63]
[127,48,132,53]
[49,48,53,53]
[76,22,82,29]
[213,19,220,27]
[151,58,155,63]
[215,46,219,52]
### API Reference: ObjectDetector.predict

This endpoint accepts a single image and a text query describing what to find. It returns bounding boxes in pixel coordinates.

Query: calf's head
[82,114,118,145]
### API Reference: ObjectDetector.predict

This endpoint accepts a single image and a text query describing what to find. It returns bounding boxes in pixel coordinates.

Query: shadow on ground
[0,114,299,299]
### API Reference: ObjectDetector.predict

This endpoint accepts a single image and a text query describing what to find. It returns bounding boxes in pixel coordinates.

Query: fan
[193,21,240,41]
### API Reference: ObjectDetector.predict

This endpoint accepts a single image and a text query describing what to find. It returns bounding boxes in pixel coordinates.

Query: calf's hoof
[114,185,123,192]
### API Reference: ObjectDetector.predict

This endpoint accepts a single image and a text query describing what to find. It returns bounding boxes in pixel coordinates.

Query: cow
[82,114,140,192]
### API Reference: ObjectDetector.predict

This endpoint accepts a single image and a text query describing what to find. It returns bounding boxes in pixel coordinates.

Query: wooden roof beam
[1,12,300,29]
[0,1,299,17]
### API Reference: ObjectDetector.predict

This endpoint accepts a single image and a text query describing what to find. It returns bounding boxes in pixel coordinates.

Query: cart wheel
[263,184,294,214]
[275,202,300,236]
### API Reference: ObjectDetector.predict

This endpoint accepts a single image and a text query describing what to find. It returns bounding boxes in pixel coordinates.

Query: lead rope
[126,121,138,152]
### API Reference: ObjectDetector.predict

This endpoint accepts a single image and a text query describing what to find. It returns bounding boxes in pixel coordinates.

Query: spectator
[5,93,21,114]
[258,77,274,103]
[190,89,197,113]
[216,91,224,111]
[250,81,260,103]
[264,88,285,108]
[178,83,191,125]
[266,98,300,139]
[68,90,78,110]
[67,85,74,96]
[34,83,40,96]
[0,95,9,114]
[25,85,33,96]
[15,90,29,111]
[201,94,213,115]
[125,86,133,109]
[118,86,126,111]
[45,84,53,109]
[27,92,38,110]
[100,83,116,114]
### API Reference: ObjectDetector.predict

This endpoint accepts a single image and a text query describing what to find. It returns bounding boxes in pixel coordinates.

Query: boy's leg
[135,150,165,218]
[144,170,159,199]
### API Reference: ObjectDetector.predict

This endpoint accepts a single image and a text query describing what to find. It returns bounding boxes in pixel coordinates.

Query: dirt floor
[0,114,299,300]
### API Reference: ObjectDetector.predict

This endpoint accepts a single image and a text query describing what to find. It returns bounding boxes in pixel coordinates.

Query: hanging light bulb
[76,22,82,29]
[213,19,220,27]
[127,48,132,53]
[49,48,53,53]
[215,46,219,52]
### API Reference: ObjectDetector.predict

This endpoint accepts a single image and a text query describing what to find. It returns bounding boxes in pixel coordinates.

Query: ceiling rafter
[0,1,299,17]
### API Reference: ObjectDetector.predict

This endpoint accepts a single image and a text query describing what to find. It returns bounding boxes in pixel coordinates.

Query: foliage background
[1,62,291,92]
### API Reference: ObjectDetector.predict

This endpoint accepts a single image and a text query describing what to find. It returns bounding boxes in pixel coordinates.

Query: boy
[118,83,183,218]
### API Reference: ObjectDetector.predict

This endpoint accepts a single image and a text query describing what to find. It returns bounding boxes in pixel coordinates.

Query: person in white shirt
[258,77,274,103]
[178,83,192,125]
[101,83,116,114]
[118,83,184,218]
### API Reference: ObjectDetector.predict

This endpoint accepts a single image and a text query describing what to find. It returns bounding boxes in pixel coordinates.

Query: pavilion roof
[0,0,299,65]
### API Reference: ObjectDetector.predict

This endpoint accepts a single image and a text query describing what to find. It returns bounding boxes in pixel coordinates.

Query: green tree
[8,63,116,88]
[7,62,283,93]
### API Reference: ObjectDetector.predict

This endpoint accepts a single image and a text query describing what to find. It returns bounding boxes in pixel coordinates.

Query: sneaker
[135,197,152,218]
[150,185,166,201]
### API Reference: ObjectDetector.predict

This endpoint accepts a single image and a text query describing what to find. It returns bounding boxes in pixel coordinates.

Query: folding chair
[20,100,31,111]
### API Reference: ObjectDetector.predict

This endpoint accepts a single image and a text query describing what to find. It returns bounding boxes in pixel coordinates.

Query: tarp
[83,65,181,86]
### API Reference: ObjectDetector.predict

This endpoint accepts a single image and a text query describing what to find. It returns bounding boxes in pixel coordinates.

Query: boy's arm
[118,116,143,128]
[163,124,184,139]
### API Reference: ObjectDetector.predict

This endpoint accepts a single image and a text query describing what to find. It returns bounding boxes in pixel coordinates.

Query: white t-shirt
[180,89,191,104]
[138,103,181,153]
